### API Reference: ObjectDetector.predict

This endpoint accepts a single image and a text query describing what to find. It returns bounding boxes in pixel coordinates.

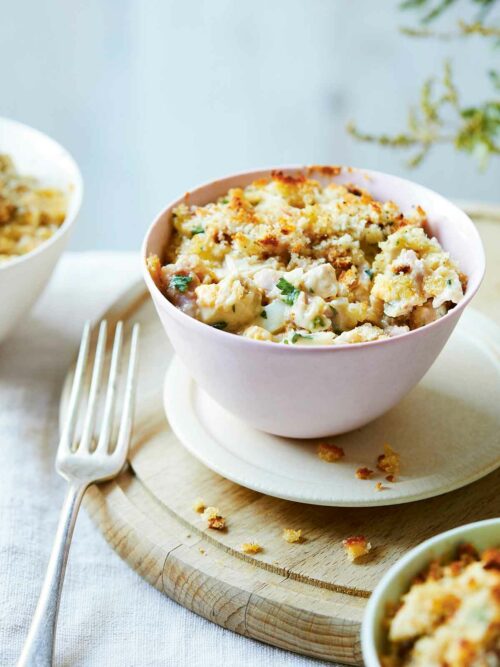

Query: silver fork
[17,320,140,667]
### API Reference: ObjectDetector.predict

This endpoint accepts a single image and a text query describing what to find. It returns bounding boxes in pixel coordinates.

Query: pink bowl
[142,166,485,438]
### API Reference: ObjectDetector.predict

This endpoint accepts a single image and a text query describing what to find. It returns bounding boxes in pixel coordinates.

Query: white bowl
[0,117,83,342]
[142,166,485,438]
[361,517,500,666]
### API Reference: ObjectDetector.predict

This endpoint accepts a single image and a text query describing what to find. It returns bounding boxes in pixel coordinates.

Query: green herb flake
[364,268,374,279]
[291,333,313,344]
[260,310,267,319]
[312,316,324,328]
[447,278,452,285]
[191,226,204,236]
[211,321,227,330]
[220,197,229,204]
[277,277,300,305]
[170,274,193,293]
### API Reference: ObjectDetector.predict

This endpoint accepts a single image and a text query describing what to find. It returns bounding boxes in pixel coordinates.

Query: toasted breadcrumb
[192,497,206,513]
[375,482,389,492]
[317,442,345,462]
[241,542,263,554]
[342,535,372,561]
[355,466,374,480]
[377,443,400,477]
[203,506,226,530]
[282,529,303,544]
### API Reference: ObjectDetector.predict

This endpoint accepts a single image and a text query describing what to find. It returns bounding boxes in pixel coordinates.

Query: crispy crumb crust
[381,544,500,666]
[148,170,466,347]
[0,154,67,261]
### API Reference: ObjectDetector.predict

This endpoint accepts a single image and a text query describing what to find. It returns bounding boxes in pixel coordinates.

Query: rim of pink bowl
[141,164,486,352]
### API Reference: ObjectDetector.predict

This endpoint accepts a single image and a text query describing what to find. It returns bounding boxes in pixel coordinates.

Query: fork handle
[17,482,88,667]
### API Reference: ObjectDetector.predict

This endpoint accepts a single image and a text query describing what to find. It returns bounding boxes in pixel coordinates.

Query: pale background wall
[1,0,498,250]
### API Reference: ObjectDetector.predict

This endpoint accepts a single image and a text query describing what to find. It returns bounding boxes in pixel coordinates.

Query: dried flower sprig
[347,0,500,169]
[347,62,499,169]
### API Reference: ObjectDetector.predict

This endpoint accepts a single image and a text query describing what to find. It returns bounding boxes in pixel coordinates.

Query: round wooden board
[63,213,500,666]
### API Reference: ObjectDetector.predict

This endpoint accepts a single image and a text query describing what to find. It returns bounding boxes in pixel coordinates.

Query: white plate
[164,309,500,507]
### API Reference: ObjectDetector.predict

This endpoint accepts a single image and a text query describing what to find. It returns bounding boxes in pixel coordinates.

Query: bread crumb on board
[202,506,226,530]
[317,442,345,462]
[192,497,206,513]
[342,535,372,561]
[241,542,263,554]
[282,528,303,544]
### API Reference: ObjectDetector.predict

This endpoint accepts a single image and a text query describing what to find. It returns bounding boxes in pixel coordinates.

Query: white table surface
[0,252,334,667]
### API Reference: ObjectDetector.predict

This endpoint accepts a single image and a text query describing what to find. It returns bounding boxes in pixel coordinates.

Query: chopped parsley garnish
[291,333,313,344]
[447,278,452,285]
[191,226,204,236]
[170,274,193,293]
[220,197,229,204]
[260,310,267,319]
[364,268,374,279]
[312,316,324,329]
[211,321,227,330]
[277,277,300,305]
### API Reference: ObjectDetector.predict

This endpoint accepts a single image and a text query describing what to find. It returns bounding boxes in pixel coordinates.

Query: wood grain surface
[63,211,500,666]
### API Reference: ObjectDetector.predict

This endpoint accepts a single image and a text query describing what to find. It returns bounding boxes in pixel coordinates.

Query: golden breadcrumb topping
[241,542,263,554]
[381,544,500,667]
[282,529,303,544]
[342,535,372,561]
[148,170,466,345]
[317,442,345,462]
[202,506,226,530]
[0,154,67,261]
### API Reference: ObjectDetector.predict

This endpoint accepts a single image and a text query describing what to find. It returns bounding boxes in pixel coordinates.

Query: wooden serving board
[67,210,500,666]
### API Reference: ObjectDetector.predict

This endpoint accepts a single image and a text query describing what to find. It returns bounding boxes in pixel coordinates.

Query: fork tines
[59,321,140,458]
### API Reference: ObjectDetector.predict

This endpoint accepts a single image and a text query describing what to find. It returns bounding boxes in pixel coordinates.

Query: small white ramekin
[0,117,83,342]
[142,166,484,438]
[361,518,500,666]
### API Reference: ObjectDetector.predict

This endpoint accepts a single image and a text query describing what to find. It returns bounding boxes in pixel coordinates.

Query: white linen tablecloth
[0,252,334,667]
